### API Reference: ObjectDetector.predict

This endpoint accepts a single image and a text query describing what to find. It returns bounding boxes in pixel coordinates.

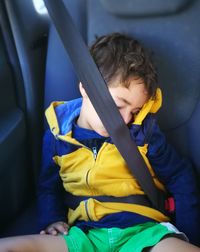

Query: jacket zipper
[86,169,90,186]
[84,147,98,220]
[86,147,97,188]
[92,147,97,160]
[84,200,91,221]
[58,138,102,221]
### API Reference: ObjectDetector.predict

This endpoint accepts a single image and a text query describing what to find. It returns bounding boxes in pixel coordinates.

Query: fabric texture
[63,222,187,252]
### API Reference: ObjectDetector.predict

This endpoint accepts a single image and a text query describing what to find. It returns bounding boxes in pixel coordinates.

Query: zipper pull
[92,147,97,160]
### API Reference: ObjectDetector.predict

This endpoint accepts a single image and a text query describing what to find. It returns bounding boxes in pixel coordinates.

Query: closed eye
[132,110,140,115]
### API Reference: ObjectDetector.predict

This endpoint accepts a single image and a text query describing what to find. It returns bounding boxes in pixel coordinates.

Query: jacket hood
[45,98,82,145]
[134,88,162,125]
[45,88,162,140]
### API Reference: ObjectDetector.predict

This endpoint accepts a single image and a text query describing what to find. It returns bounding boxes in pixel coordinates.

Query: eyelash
[133,110,140,115]
[117,106,140,115]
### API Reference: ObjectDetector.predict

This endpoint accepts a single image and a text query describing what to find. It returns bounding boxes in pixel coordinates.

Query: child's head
[90,32,157,98]
[78,33,158,136]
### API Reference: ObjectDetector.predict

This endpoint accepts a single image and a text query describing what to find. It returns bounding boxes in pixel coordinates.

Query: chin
[96,129,109,137]
[100,131,109,137]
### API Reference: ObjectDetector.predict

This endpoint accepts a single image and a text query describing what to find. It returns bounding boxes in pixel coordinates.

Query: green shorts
[63,222,187,252]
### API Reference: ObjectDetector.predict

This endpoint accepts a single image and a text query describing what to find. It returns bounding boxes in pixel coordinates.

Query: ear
[79,82,88,98]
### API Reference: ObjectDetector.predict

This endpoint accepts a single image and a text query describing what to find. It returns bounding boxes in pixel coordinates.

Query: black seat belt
[44,0,167,214]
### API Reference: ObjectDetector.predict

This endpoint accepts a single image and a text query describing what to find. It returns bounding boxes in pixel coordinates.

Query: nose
[120,110,132,125]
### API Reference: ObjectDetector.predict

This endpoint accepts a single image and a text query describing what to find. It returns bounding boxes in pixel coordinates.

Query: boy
[0,33,200,252]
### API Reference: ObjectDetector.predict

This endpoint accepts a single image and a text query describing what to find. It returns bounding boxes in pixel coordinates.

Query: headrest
[100,0,191,17]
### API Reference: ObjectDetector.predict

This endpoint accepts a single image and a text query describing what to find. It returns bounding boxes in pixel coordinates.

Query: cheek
[87,100,107,134]
[91,111,108,135]
[93,114,104,128]
[89,106,104,127]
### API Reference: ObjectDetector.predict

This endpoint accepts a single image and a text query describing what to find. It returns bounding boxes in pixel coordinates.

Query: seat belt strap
[64,193,151,210]
[44,0,167,214]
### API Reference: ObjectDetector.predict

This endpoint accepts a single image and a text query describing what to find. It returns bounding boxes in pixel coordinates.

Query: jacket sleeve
[146,121,200,246]
[37,129,67,230]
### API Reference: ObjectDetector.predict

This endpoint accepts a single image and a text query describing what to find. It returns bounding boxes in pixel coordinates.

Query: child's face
[78,78,149,137]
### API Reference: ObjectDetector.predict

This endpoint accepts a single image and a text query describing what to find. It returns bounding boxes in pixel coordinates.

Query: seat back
[45,0,200,179]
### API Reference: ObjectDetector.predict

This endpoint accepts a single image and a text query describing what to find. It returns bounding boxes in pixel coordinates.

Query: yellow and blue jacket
[38,88,200,243]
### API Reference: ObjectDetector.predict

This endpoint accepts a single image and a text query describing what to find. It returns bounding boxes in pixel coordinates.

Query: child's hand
[40,221,69,236]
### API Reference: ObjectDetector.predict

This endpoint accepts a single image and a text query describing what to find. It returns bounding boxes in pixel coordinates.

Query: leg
[151,237,200,252]
[0,234,68,252]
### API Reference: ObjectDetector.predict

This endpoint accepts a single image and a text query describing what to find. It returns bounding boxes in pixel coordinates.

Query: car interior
[0,0,200,244]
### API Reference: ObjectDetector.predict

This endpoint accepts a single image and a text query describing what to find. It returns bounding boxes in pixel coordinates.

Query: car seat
[45,0,200,177]
[3,0,200,239]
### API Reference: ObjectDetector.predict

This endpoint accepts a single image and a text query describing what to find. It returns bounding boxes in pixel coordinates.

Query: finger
[62,223,70,234]
[62,222,70,232]
[62,223,70,229]
[40,230,46,235]
[54,224,69,234]
[46,227,58,236]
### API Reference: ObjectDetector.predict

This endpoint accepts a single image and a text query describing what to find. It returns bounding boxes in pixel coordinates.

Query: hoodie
[38,88,200,244]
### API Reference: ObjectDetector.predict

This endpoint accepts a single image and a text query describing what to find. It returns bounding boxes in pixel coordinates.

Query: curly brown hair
[90,33,158,98]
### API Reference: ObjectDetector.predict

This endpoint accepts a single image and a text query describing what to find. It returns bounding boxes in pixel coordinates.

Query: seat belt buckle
[165,197,175,213]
